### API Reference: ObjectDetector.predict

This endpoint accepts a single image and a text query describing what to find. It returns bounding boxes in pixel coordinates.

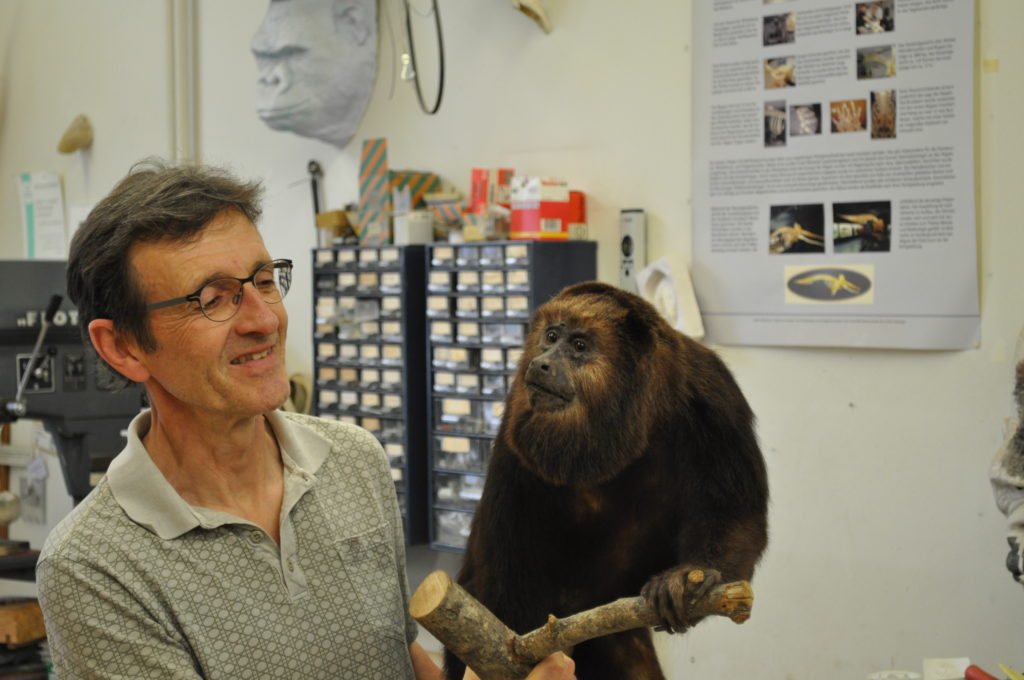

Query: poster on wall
[691,0,978,349]
[17,171,67,259]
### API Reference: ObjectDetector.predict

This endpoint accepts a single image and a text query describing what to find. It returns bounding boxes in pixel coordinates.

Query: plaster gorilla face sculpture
[251,0,377,148]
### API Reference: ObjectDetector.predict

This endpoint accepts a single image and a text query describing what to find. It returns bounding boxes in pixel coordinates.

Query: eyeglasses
[146,259,293,322]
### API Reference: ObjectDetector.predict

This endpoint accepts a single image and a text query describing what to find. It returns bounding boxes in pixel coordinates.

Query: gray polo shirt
[37,410,418,679]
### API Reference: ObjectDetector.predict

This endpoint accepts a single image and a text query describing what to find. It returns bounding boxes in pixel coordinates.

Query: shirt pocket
[335,523,407,642]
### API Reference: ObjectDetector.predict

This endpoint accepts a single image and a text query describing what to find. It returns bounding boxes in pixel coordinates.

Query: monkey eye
[572,338,587,352]
[544,329,559,344]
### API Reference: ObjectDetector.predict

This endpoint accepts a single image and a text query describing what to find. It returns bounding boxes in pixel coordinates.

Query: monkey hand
[640,566,722,634]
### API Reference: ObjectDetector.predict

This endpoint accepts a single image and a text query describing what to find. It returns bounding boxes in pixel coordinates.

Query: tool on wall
[308,160,323,215]
[402,0,444,115]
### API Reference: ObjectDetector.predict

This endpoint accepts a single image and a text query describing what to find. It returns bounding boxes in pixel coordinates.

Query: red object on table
[965,665,1000,680]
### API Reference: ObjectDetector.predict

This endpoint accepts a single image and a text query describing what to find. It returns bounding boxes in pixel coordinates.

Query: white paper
[691,0,978,349]
[922,657,970,680]
[17,170,67,259]
[26,453,48,481]
[33,427,57,458]
[636,258,706,340]
[18,475,46,524]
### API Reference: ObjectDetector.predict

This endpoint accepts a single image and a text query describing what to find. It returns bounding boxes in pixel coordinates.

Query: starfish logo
[786,267,872,302]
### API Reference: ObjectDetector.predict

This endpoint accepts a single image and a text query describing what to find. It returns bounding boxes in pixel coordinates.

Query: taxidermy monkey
[445,282,769,680]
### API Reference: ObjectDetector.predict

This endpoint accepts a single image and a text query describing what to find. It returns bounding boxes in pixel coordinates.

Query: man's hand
[464,652,576,680]
[410,643,575,680]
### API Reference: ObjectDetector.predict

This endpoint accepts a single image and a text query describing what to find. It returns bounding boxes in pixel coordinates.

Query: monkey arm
[640,512,766,633]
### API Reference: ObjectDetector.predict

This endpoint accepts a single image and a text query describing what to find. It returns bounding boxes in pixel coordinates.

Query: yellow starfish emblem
[793,273,862,296]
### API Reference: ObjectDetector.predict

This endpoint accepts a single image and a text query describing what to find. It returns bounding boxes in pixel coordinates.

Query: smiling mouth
[231,347,273,365]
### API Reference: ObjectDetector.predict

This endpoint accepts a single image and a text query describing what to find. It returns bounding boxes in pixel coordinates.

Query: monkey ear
[88,319,151,384]
[333,1,372,45]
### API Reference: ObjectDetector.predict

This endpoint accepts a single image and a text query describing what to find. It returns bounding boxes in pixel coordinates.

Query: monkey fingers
[641,566,722,634]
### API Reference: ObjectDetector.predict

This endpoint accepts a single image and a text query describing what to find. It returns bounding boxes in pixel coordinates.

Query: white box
[394,210,434,245]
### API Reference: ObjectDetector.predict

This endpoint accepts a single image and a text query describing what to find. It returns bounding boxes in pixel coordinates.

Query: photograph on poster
[765,100,787,147]
[789,103,822,136]
[832,200,892,253]
[763,13,796,46]
[856,1,895,34]
[769,204,826,254]
[870,89,896,138]
[765,56,796,88]
[857,44,896,79]
[830,98,867,132]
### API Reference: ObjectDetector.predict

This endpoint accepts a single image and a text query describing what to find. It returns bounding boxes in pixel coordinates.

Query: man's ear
[88,319,151,384]
[333,0,372,45]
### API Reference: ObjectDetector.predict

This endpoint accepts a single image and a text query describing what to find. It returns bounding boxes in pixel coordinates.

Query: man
[37,159,574,680]
[251,0,377,148]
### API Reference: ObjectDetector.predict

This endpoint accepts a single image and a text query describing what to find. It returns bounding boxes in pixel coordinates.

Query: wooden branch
[410,570,754,680]
[410,571,530,679]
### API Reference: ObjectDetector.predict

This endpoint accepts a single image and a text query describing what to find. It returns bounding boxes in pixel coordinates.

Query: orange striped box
[358,137,441,244]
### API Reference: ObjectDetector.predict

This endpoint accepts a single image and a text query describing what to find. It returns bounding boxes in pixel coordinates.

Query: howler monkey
[444,282,769,680]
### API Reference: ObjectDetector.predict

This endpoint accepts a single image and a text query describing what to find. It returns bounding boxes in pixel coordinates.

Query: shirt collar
[106,410,332,540]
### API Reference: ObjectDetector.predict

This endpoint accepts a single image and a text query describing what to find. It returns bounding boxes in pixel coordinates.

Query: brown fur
[445,282,769,680]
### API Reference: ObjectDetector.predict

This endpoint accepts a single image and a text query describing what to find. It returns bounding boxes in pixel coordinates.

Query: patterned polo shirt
[37,410,418,679]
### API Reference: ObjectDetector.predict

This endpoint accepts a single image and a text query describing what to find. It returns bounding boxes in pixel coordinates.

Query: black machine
[0,260,144,504]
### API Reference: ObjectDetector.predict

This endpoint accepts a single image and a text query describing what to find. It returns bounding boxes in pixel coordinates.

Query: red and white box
[509,176,586,241]
[470,168,514,214]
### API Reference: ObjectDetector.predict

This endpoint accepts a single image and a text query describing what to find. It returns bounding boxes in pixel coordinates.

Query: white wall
[1,0,1021,677]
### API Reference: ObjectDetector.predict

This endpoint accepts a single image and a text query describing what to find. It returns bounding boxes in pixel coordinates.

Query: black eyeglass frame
[145,258,294,321]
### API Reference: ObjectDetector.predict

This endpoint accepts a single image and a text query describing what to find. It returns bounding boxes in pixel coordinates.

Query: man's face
[129,210,290,421]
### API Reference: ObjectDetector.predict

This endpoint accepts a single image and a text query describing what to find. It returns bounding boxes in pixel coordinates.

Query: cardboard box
[425,192,464,225]
[509,176,586,241]
[391,170,441,209]
[0,599,46,647]
[357,137,442,244]
[470,168,514,213]
[462,211,508,242]
[393,210,434,245]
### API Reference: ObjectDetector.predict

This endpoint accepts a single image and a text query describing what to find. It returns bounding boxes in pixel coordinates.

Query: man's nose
[233,284,282,333]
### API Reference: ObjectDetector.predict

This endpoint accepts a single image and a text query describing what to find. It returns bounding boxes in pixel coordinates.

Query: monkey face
[503,284,660,486]
[524,324,588,412]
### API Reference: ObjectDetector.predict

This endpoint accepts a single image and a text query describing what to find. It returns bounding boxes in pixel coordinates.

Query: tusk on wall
[57,114,94,154]
[513,0,551,34]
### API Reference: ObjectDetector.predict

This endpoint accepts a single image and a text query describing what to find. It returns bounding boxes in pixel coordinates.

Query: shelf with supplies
[311,244,429,545]
[426,240,597,551]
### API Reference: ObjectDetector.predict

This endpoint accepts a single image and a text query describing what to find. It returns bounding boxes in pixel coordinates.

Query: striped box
[358,138,390,245]
[358,138,442,244]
